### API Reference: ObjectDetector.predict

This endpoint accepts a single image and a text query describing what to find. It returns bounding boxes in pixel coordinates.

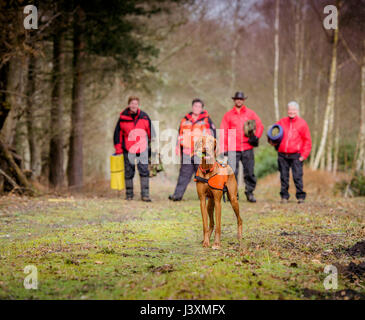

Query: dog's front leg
[212,198,222,249]
[207,198,215,239]
[199,195,210,248]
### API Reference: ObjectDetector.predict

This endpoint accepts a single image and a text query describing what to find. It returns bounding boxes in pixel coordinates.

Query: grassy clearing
[0,170,364,300]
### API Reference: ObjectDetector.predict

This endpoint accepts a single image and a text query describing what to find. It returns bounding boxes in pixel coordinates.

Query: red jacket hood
[120,107,140,120]
[184,110,209,122]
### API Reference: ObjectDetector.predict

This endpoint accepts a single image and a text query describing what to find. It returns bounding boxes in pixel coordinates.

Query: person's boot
[168,195,182,201]
[125,179,134,200]
[297,199,305,204]
[140,176,152,202]
[245,192,257,203]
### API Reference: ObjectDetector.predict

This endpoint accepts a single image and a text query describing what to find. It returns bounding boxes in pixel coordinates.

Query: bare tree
[295,1,306,115]
[333,108,340,174]
[356,40,365,173]
[273,0,280,121]
[229,0,243,94]
[26,54,42,178]
[309,69,322,168]
[326,101,335,171]
[312,4,340,170]
[67,7,86,190]
[1,57,28,147]
[49,15,66,188]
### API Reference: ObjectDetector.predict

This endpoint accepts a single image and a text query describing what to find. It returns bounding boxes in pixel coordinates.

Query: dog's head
[194,135,217,163]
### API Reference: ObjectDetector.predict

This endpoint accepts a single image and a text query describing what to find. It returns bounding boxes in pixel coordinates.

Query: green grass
[0,183,364,300]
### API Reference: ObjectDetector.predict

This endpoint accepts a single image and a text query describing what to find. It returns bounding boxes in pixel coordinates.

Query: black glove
[248,135,259,147]
[268,137,281,150]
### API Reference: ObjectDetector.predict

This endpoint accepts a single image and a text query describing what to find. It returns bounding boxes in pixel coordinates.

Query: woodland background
[0,0,364,194]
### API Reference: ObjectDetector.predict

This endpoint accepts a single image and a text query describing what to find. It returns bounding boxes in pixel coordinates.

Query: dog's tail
[223,187,228,203]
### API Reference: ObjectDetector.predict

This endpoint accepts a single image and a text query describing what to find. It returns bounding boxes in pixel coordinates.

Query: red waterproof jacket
[276,116,312,160]
[176,110,216,156]
[220,106,264,152]
[113,108,153,154]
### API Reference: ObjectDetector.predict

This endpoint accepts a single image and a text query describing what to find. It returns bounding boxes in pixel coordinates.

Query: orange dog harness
[194,162,229,201]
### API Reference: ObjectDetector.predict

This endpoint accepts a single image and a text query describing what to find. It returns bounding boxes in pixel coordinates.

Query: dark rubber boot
[140,176,152,202]
[245,192,257,203]
[125,179,134,200]
[168,195,182,201]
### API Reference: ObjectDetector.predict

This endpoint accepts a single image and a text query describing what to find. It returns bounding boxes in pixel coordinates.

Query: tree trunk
[297,15,305,114]
[333,112,340,174]
[294,0,301,98]
[0,62,10,132]
[310,69,322,168]
[1,58,27,147]
[67,7,86,190]
[320,153,325,170]
[229,0,242,94]
[0,6,26,141]
[312,24,339,170]
[281,58,287,116]
[356,40,365,174]
[273,0,280,121]
[302,48,311,117]
[49,26,65,188]
[26,55,42,179]
[326,105,334,171]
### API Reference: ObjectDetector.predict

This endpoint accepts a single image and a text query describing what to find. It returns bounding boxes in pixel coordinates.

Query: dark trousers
[124,151,149,179]
[278,153,306,200]
[172,154,199,199]
[228,150,257,194]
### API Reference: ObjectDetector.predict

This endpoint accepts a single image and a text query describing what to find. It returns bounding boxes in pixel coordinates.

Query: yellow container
[110,154,125,190]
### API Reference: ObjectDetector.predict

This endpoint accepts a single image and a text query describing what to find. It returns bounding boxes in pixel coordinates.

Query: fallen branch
[0,168,20,190]
[0,138,37,195]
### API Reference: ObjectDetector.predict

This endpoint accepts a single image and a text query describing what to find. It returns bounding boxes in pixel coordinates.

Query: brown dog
[194,135,242,249]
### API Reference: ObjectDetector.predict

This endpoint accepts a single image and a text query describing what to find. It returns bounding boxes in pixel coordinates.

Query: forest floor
[0,168,364,300]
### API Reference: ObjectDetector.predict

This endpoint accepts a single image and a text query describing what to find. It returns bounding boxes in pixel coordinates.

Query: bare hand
[299,156,304,162]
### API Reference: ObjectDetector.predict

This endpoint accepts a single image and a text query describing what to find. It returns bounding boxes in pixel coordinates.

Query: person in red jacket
[276,101,312,203]
[220,92,264,202]
[169,98,216,201]
[113,96,154,202]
